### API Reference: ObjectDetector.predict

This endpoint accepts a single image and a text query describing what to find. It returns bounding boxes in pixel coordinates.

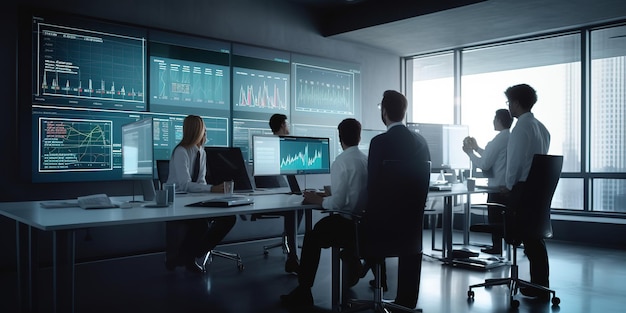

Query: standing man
[463,109,512,255]
[504,84,551,300]
[365,90,430,309]
[268,113,301,274]
[280,118,368,308]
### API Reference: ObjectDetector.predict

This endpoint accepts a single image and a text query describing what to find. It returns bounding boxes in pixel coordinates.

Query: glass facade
[407,23,626,214]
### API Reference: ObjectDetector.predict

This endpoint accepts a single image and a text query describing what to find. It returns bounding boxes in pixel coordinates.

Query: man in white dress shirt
[280,118,368,308]
[504,84,551,301]
[463,108,512,254]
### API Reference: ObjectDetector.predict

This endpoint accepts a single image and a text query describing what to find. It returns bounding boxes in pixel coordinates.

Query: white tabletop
[0,193,315,231]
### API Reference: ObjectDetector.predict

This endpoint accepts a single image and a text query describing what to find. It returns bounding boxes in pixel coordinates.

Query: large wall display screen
[290,54,361,125]
[31,106,145,182]
[231,44,290,121]
[32,16,146,111]
[148,35,231,117]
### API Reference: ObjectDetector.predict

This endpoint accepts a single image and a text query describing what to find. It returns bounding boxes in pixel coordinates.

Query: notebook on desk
[186,196,254,208]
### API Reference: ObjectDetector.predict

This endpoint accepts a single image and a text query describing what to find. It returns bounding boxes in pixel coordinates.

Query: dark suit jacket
[362,124,431,256]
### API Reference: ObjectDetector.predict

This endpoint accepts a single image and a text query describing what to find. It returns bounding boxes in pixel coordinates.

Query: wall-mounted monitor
[31,13,147,111]
[148,31,231,117]
[30,106,146,183]
[252,135,331,176]
[121,118,154,179]
[407,123,470,171]
[290,53,361,125]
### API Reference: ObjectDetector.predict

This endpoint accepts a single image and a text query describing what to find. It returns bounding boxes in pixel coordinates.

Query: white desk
[0,193,318,313]
[427,186,495,262]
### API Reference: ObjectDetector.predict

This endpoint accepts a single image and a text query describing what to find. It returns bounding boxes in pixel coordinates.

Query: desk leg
[305,209,313,232]
[53,230,75,313]
[463,196,471,246]
[331,245,341,310]
[17,222,38,313]
[442,196,453,262]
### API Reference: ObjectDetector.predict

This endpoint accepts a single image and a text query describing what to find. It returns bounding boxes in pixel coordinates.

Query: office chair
[467,154,563,308]
[344,159,430,313]
[157,159,244,272]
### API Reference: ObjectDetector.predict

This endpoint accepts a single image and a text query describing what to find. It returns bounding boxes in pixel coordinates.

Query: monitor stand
[286,175,302,195]
[129,179,156,203]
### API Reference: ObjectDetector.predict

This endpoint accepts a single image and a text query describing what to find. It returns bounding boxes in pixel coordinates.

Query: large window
[409,53,454,124]
[589,25,626,212]
[461,34,582,211]
[407,23,626,214]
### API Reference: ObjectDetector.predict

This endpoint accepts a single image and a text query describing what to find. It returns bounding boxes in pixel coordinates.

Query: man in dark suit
[363,90,430,309]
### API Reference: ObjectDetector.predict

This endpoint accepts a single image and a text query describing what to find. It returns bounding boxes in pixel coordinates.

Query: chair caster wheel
[238,263,244,271]
[467,290,474,299]
[511,299,520,308]
[263,250,269,256]
[552,297,560,306]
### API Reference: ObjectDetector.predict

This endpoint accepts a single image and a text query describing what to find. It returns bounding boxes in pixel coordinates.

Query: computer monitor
[252,135,331,194]
[205,147,254,192]
[121,118,155,201]
[407,123,470,172]
[252,135,331,176]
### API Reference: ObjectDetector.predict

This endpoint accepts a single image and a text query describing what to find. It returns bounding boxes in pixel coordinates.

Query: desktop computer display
[407,123,471,172]
[121,117,155,201]
[252,135,331,176]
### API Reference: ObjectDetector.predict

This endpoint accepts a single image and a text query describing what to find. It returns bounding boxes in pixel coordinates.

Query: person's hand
[467,137,478,150]
[210,183,225,193]
[462,143,473,154]
[302,190,323,205]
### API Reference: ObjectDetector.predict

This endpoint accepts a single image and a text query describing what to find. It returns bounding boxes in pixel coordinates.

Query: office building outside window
[590,25,626,212]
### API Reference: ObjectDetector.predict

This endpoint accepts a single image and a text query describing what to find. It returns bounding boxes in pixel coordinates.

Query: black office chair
[344,159,430,313]
[156,159,244,271]
[467,154,563,308]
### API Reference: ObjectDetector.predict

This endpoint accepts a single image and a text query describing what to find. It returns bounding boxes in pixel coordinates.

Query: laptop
[186,196,254,208]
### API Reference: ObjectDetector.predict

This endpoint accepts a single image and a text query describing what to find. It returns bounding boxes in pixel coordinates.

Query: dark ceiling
[287,0,626,57]
[292,0,486,37]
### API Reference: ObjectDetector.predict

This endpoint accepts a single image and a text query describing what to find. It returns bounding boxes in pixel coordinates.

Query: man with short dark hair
[280,118,368,308]
[269,113,289,135]
[364,90,430,309]
[504,83,551,301]
[463,108,512,254]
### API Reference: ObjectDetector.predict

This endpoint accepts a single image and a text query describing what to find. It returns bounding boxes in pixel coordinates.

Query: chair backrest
[360,160,431,258]
[156,160,170,187]
[505,154,563,243]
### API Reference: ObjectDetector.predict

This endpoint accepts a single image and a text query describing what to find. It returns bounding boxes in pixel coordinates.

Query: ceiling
[287,0,626,57]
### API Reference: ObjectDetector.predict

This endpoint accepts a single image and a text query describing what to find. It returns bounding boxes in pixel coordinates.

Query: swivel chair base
[203,249,244,271]
[263,232,289,255]
[467,248,560,308]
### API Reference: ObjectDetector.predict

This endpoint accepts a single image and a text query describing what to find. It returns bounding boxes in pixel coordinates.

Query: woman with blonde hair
[165,115,236,272]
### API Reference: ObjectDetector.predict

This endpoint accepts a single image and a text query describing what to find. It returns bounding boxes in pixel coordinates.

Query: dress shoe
[520,287,550,301]
[285,256,299,274]
[369,279,388,292]
[280,286,314,308]
[481,247,502,255]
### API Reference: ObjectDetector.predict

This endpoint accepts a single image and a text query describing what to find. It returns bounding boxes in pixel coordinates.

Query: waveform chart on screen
[38,117,113,173]
[34,22,146,110]
[293,63,355,115]
[150,57,229,109]
[279,138,330,174]
[233,67,289,114]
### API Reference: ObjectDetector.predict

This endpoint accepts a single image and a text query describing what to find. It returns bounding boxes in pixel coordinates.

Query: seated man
[280,118,368,308]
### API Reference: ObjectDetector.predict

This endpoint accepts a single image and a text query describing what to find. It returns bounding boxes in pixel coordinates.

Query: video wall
[21,10,361,183]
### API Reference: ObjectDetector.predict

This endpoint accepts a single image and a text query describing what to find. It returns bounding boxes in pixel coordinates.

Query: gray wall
[0,0,400,269]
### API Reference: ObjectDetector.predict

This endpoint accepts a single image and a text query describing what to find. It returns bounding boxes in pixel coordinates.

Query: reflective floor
[1,231,625,313]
